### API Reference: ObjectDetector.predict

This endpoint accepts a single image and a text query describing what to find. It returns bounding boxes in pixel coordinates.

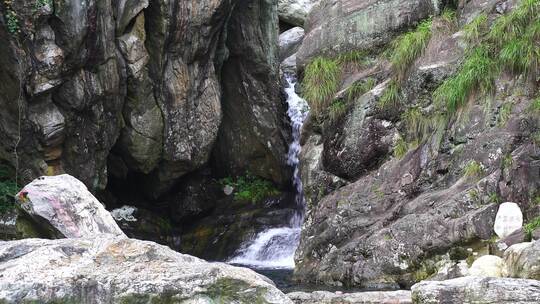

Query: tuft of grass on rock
[328,100,348,123]
[394,135,409,159]
[463,160,485,180]
[378,80,401,109]
[524,216,540,238]
[389,19,433,78]
[463,13,488,44]
[302,57,341,118]
[433,46,498,115]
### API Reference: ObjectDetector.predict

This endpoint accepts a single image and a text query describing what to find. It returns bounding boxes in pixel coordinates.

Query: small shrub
[463,160,485,180]
[345,78,376,102]
[389,19,432,78]
[302,57,341,118]
[0,165,18,214]
[394,135,409,159]
[220,174,280,204]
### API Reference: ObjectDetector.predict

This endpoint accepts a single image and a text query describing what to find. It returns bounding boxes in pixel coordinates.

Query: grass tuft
[433,46,498,115]
[389,19,433,78]
[463,160,485,180]
[302,57,341,118]
[497,102,513,126]
[524,216,540,238]
[345,78,376,102]
[328,100,348,123]
[378,80,401,109]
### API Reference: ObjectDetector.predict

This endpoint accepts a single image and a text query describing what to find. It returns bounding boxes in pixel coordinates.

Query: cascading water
[228,75,309,269]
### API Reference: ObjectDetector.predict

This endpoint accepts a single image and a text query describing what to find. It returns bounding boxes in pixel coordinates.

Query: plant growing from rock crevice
[219,174,280,204]
[463,160,485,180]
[0,164,18,214]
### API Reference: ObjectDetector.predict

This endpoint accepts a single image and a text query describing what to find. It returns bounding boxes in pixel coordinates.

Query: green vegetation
[0,165,18,214]
[5,10,19,34]
[345,78,376,102]
[463,14,488,43]
[501,153,514,169]
[524,216,540,238]
[528,97,540,113]
[434,46,498,114]
[394,135,409,159]
[34,0,52,10]
[389,19,433,78]
[463,160,485,180]
[220,174,280,204]
[378,80,401,109]
[488,192,502,204]
[328,100,348,122]
[441,8,458,26]
[302,57,341,117]
[497,102,513,126]
[337,50,369,66]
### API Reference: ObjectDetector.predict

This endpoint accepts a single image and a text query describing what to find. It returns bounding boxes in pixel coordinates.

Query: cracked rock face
[0,236,293,303]
[0,0,290,197]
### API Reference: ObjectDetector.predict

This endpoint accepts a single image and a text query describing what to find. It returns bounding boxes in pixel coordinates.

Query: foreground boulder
[0,236,292,303]
[504,240,540,280]
[15,175,125,238]
[411,276,540,303]
[288,290,412,303]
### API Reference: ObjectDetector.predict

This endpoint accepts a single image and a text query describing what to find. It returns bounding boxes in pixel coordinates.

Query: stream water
[228,75,310,272]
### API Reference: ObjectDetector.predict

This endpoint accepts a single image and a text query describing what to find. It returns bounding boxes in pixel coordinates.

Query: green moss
[220,174,280,204]
[463,160,485,180]
[204,278,268,304]
[528,97,540,113]
[389,19,432,78]
[302,57,341,118]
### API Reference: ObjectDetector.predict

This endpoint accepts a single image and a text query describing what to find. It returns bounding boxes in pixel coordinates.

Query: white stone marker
[494,202,523,239]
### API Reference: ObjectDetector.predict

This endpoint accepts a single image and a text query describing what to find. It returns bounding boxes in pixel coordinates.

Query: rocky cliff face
[0,0,289,195]
[294,0,540,289]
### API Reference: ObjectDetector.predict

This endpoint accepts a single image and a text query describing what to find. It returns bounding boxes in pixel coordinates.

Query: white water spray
[228,75,309,269]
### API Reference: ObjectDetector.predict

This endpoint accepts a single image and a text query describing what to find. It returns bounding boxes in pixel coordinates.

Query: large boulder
[279,27,305,61]
[288,290,412,304]
[297,0,440,67]
[15,175,125,238]
[278,0,319,27]
[213,0,292,186]
[469,255,505,277]
[504,240,540,280]
[411,277,540,303]
[0,236,293,303]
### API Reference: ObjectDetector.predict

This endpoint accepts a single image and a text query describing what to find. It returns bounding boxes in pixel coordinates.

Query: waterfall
[228,75,309,269]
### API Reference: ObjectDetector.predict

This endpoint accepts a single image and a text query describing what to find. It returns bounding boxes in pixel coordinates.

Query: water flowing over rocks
[0,236,293,304]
